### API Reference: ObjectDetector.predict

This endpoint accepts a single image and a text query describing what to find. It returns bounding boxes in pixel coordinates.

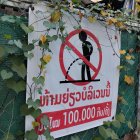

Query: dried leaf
[136,3,140,12]
[40,35,47,45]
[107,18,117,26]
[119,50,126,55]
[128,48,134,54]
[43,54,52,63]
[117,65,124,70]
[70,1,74,11]
[100,10,108,16]
[88,16,96,23]
[107,19,113,25]
[124,75,134,85]
[32,121,40,128]
[78,11,84,20]
[50,11,61,22]
[125,55,132,60]
[107,4,111,9]
[110,18,117,23]
[118,96,128,105]
[116,21,126,29]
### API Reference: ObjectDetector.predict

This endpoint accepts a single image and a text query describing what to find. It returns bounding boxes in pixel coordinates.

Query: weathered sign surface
[26,3,120,139]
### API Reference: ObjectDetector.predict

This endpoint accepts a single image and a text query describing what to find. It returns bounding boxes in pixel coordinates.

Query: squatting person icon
[79,31,93,81]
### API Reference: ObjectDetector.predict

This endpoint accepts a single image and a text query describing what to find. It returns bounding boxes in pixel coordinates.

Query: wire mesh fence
[0,11,139,140]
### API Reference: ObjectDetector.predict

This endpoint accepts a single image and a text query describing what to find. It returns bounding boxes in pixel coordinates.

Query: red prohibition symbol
[59,29,102,86]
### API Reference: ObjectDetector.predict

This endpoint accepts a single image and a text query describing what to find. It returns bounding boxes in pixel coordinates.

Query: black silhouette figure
[79,31,93,81]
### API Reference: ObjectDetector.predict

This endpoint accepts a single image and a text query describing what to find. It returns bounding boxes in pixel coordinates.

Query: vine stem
[105,27,120,59]
[0,92,9,111]
[0,98,15,117]
[30,15,51,27]
[5,99,15,140]
[0,128,5,135]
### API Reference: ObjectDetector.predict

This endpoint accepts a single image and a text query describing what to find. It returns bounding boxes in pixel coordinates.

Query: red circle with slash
[59,29,102,86]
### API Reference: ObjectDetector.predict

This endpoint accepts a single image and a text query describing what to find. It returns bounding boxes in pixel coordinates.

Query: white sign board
[26,3,120,139]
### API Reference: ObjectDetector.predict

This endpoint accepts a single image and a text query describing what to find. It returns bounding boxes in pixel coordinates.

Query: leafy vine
[0,0,140,140]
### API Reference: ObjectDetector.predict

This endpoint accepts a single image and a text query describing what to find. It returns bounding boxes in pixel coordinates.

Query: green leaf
[32,39,38,44]
[32,76,45,86]
[65,46,72,51]
[73,25,81,29]
[117,65,124,70]
[9,55,26,79]
[14,40,23,48]
[72,0,81,4]
[0,47,6,58]
[127,60,135,65]
[20,23,34,34]
[0,70,13,80]
[138,35,140,40]
[43,129,51,138]
[3,34,12,40]
[35,10,43,14]
[5,45,19,54]
[1,15,16,23]
[15,130,25,140]
[22,43,34,52]
[27,98,40,110]
[39,41,49,49]
[25,129,38,140]
[120,97,128,105]
[9,55,25,65]
[20,104,34,116]
[106,128,119,140]
[98,126,110,139]
[137,121,140,128]
[43,128,50,136]
[93,137,102,140]
[59,21,65,27]
[31,109,42,119]
[24,52,34,59]
[103,121,111,127]
[47,35,58,42]
[116,113,125,123]
[71,135,80,140]
[112,120,121,128]
[11,63,26,79]
[8,40,14,45]
[2,133,15,140]
[37,87,42,94]
[6,79,26,94]
[127,121,133,130]
[46,136,55,140]
[98,48,102,52]
[43,21,57,29]
[41,115,50,127]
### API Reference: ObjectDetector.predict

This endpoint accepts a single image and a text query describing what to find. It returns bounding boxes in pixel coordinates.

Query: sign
[26,3,120,139]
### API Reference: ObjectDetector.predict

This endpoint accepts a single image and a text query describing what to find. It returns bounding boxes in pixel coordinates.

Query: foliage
[0,0,139,140]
